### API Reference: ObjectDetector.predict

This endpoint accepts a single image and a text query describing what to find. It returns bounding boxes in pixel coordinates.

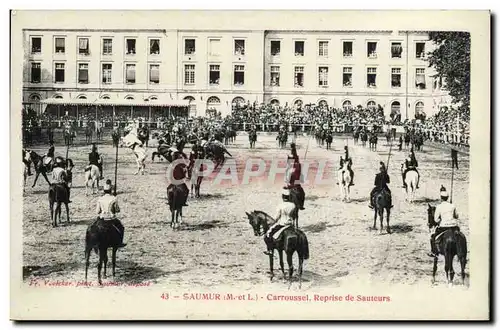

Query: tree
[427,32,470,114]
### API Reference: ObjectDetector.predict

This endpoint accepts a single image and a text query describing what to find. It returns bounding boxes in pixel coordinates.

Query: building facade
[23,28,451,120]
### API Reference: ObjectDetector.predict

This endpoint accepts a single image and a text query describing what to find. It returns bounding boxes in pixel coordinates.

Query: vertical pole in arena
[114,140,118,196]
[450,149,455,204]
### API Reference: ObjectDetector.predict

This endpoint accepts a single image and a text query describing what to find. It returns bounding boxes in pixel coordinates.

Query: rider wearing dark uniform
[88,143,103,179]
[167,150,189,207]
[369,162,393,209]
[402,149,420,189]
[284,143,305,210]
[339,146,354,186]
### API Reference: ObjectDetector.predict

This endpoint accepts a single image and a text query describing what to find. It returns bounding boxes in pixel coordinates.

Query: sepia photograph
[10,10,490,320]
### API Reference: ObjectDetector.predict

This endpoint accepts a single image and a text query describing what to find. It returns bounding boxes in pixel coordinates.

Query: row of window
[29,36,427,59]
[30,37,161,56]
[30,61,428,89]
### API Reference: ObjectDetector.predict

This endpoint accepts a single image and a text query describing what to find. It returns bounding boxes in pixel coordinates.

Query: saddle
[271,225,291,240]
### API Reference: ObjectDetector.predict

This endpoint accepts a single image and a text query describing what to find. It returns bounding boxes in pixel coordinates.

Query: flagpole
[450,148,455,204]
[114,142,118,196]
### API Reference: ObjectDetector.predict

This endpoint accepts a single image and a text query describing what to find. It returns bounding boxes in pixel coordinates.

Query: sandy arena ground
[22,133,470,291]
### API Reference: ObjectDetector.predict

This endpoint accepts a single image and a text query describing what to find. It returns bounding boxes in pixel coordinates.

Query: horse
[403,169,418,202]
[23,162,28,192]
[25,150,73,188]
[151,142,172,162]
[85,125,94,144]
[48,182,70,227]
[337,163,351,202]
[427,204,468,286]
[369,134,378,151]
[84,219,124,285]
[167,184,187,229]
[84,165,100,195]
[249,130,257,149]
[372,188,392,234]
[132,144,147,175]
[246,210,309,289]
[203,141,232,170]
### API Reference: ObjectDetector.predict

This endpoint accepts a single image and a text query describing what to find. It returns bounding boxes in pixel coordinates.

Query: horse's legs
[84,248,91,283]
[460,255,467,285]
[278,250,285,280]
[287,252,294,289]
[379,209,384,234]
[298,255,304,289]
[65,202,70,223]
[42,172,51,186]
[111,247,118,278]
[372,209,377,230]
[32,171,40,188]
[386,208,391,234]
[444,253,451,284]
[97,248,105,285]
[50,202,54,227]
[449,254,455,285]
[268,252,274,281]
[103,251,109,278]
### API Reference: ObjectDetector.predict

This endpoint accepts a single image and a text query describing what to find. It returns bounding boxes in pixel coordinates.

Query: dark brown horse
[167,184,188,229]
[48,183,70,227]
[246,210,309,289]
[372,188,392,234]
[427,204,468,286]
[84,219,124,285]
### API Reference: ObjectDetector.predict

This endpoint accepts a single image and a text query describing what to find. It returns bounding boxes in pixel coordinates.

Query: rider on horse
[339,146,354,186]
[95,179,127,248]
[167,149,189,207]
[428,186,460,258]
[284,143,305,210]
[368,162,393,209]
[88,143,103,179]
[263,188,298,256]
[402,149,420,189]
[52,157,72,203]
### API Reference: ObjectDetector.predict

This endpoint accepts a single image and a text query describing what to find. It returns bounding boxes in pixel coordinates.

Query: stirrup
[427,252,438,258]
[263,251,272,256]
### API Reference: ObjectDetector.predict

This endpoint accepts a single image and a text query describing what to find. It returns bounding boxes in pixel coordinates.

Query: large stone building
[22,27,451,121]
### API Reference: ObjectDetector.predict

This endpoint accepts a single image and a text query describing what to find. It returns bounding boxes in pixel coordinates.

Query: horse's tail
[300,232,310,260]
[455,231,468,259]
[284,234,298,255]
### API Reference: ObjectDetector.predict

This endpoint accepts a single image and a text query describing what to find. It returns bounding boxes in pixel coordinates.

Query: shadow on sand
[182,220,228,231]
[389,223,414,234]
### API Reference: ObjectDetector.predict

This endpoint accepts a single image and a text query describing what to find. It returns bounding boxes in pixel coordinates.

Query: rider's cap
[440,189,449,198]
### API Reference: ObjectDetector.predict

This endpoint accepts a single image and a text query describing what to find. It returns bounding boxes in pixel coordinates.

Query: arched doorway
[28,94,41,115]
[294,99,303,111]
[390,101,401,122]
[206,96,221,117]
[367,100,376,110]
[184,96,197,117]
[232,97,245,112]
[415,101,425,120]
[342,100,352,110]
[318,99,328,109]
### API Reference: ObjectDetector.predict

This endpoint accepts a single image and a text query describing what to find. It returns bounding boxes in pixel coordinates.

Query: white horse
[84,165,100,195]
[337,163,352,202]
[133,144,147,175]
[403,170,419,202]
